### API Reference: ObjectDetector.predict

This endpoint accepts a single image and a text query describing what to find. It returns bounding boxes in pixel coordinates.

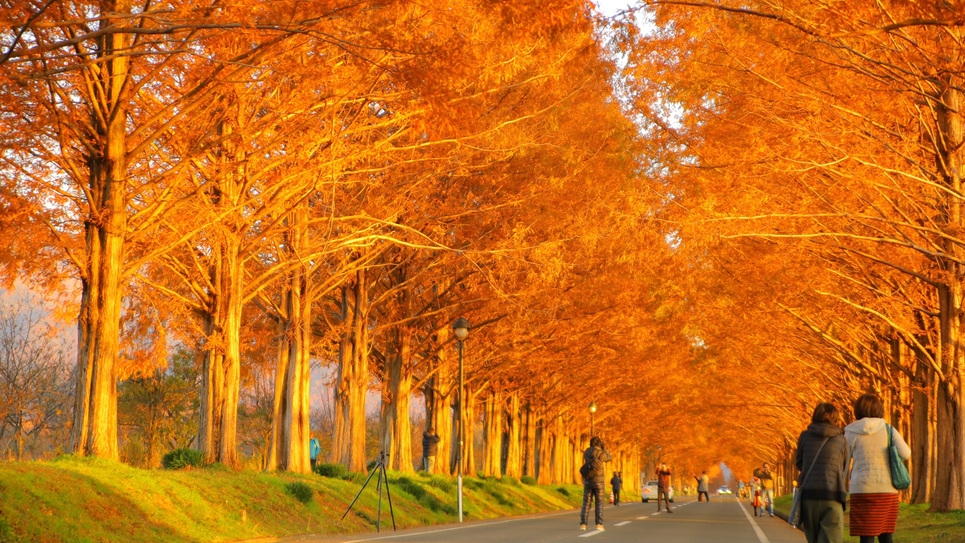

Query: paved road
[285,496,807,543]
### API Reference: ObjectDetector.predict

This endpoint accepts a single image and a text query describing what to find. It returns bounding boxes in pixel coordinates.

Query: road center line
[615,521,631,526]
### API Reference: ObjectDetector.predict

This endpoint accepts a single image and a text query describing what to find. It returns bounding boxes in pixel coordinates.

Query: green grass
[0,456,583,543]
[774,494,965,543]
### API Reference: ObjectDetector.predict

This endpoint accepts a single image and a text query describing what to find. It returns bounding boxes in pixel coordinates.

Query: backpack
[580,457,603,479]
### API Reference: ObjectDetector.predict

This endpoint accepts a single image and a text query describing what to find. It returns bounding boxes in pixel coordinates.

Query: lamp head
[588,401,597,414]
[453,317,471,340]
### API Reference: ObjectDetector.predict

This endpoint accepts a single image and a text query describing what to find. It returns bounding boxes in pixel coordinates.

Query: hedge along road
[279,495,807,543]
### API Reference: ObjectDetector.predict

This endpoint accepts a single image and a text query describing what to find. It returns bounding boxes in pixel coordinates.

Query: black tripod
[341,451,396,532]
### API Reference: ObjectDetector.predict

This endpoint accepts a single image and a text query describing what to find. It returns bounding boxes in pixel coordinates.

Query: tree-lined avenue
[1,0,963,518]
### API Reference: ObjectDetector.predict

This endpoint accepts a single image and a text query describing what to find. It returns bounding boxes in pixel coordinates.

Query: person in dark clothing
[610,472,623,506]
[579,436,612,531]
[421,427,441,472]
[796,402,850,543]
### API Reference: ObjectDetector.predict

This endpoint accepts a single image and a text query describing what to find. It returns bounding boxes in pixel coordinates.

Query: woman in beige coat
[844,394,911,543]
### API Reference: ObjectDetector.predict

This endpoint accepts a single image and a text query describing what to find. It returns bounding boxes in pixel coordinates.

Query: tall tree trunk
[383,325,413,471]
[332,271,369,472]
[570,437,580,485]
[482,391,503,477]
[268,211,313,473]
[72,216,125,460]
[425,372,453,474]
[425,327,453,475]
[537,417,552,484]
[523,403,536,478]
[284,277,312,473]
[932,75,965,512]
[198,235,243,467]
[504,393,522,478]
[911,342,933,504]
[268,318,291,471]
[70,2,130,459]
[454,382,478,477]
[551,415,566,484]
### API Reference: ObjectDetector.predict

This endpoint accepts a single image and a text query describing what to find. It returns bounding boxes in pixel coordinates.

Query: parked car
[641,480,674,503]
[718,486,732,495]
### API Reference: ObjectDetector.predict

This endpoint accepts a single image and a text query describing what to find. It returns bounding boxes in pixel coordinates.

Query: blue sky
[594,0,636,17]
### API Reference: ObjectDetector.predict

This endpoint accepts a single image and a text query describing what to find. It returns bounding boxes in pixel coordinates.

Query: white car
[718,486,732,495]
[641,480,674,503]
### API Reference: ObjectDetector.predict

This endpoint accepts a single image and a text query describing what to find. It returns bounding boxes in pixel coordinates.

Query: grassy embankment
[773,494,965,543]
[0,456,583,543]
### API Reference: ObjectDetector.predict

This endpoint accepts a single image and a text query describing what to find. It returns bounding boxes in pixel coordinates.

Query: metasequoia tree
[0,0,253,458]
[620,0,965,508]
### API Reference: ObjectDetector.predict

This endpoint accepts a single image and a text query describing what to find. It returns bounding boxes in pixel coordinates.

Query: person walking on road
[421,427,441,472]
[753,462,776,517]
[695,470,710,502]
[610,472,623,506]
[579,436,612,531]
[795,402,850,543]
[655,462,674,513]
[845,394,911,543]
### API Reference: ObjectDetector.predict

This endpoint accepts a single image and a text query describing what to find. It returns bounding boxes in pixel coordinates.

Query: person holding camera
[754,462,776,517]
[656,462,674,513]
[579,436,612,532]
[694,470,710,502]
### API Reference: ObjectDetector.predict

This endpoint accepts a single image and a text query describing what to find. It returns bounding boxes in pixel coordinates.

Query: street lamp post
[588,401,597,438]
[453,317,471,523]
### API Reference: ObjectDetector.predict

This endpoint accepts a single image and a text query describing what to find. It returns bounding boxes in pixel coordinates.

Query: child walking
[752,488,763,517]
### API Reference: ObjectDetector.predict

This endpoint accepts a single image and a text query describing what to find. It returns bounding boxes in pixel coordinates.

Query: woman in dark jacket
[796,402,850,543]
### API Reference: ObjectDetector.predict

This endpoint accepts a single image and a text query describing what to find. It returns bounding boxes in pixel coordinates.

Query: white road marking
[334,509,575,542]
[615,521,631,526]
[737,498,771,543]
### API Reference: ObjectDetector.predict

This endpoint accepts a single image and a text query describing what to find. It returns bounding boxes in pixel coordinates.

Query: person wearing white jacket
[844,394,911,543]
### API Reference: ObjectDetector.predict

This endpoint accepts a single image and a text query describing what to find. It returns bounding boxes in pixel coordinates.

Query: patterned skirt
[849,493,899,536]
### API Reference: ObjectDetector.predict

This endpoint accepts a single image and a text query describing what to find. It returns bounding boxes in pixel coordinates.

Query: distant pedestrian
[655,462,673,513]
[753,462,776,517]
[610,472,623,506]
[795,402,849,543]
[421,427,441,472]
[309,435,321,470]
[752,487,763,516]
[845,394,910,543]
[694,470,710,502]
[579,436,612,531]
